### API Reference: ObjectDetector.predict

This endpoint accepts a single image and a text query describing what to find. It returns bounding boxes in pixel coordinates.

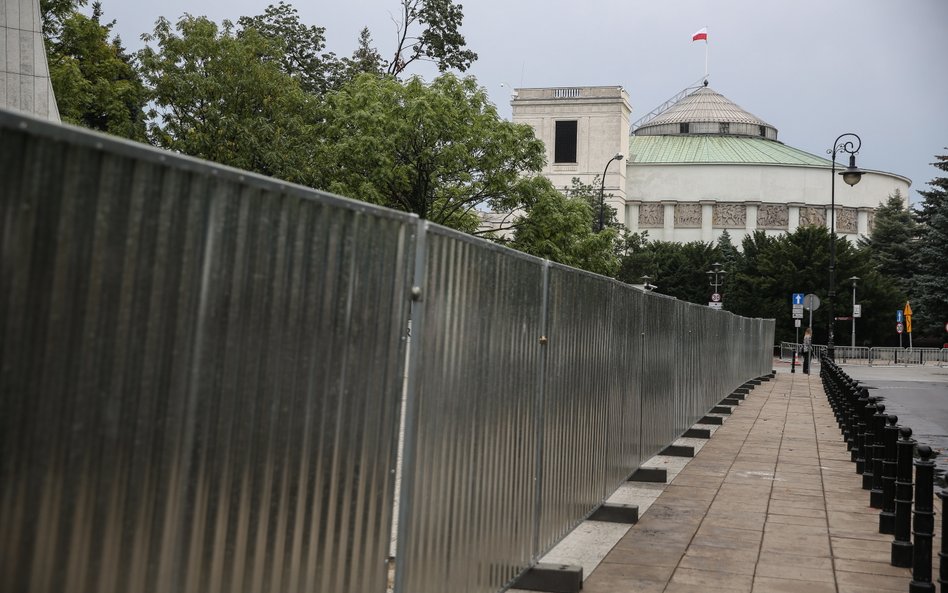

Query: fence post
[938,486,947,591]
[909,445,935,592]
[879,415,899,534]
[869,404,886,508]
[861,397,878,485]
[892,427,915,567]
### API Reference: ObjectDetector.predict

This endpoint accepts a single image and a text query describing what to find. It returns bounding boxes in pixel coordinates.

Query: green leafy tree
[41,0,84,38]
[237,2,341,95]
[912,152,948,339]
[386,0,477,76]
[339,27,386,84]
[506,179,620,276]
[46,1,147,140]
[320,73,543,231]
[138,15,322,185]
[859,189,916,295]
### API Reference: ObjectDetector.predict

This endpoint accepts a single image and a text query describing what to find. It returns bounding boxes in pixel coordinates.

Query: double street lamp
[706,262,726,308]
[826,133,865,360]
[598,153,624,232]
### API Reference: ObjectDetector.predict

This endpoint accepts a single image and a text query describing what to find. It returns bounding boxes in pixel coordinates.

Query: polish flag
[692,27,708,42]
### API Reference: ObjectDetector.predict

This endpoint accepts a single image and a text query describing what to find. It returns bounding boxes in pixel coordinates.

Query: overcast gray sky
[102,0,947,209]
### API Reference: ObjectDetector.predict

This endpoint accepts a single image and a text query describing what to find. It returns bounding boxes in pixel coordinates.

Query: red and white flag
[692,27,708,42]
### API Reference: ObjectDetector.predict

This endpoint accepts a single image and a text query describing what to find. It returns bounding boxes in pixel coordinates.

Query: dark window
[759,125,766,137]
[719,123,729,134]
[554,120,578,163]
[680,122,690,134]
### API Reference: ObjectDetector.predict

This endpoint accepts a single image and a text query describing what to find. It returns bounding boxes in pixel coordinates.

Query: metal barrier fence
[0,110,775,593]
[779,342,946,367]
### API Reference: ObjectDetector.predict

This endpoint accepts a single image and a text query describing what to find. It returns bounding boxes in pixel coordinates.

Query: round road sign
[711,293,721,302]
[896,322,904,334]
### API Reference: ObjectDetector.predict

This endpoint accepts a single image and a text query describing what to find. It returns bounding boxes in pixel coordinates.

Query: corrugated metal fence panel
[397,226,544,593]
[537,267,621,552]
[640,293,682,458]
[0,112,413,593]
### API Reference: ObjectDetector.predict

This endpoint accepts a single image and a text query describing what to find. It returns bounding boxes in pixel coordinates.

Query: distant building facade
[510,83,910,244]
[1,0,60,121]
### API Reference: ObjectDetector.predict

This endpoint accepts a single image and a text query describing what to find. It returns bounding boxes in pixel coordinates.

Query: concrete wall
[1,0,59,120]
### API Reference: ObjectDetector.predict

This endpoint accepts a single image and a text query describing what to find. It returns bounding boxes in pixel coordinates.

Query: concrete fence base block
[512,563,583,593]
[660,444,695,457]
[629,467,668,483]
[730,393,746,401]
[719,397,741,407]
[699,415,725,425]
[710,405,733,415]
[683,428,711,439]
[589,503,639,524]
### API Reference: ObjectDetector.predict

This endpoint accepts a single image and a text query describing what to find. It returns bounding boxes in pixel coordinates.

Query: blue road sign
[896,310,903,322]
[792,293,805,306]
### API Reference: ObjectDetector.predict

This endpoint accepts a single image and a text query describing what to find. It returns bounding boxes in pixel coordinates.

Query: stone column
[788,202,803,233]
[662,200,676,242]
[700,200,714,243]
[857,208,872,236]
[1,0,60,120]
[626,201,641,233]
[745,202,760,233]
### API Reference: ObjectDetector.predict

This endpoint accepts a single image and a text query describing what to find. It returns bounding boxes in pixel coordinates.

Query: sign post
[897,309,904,348]
[904,301,913,350]
[791,293,804,345]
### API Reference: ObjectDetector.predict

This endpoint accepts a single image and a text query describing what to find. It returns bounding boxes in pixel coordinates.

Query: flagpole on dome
[691,27,710,82]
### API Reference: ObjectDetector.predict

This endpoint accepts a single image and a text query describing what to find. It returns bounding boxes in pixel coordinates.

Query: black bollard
[853,387,870,464]
[909,445,936,593]
[892,427,915,567]
[844,382,858,451]
[861,397,878,487]
[879,415,899,534]
[938,486,947,592]
[870,403,886,508]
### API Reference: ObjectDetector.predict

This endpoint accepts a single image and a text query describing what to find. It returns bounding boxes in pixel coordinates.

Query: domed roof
[635,86,778,140]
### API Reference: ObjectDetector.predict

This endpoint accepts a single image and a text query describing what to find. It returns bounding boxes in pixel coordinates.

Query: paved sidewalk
[580,371,922,593]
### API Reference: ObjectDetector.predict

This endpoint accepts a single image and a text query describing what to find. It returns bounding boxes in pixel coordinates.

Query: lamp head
[613,153,624,162]
[839,154,864,186]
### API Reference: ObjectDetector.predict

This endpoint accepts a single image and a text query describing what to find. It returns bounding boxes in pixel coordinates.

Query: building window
[759,125,766,137]
[719,123,729,134]
[554,120,578,163]
[680,123,690,134]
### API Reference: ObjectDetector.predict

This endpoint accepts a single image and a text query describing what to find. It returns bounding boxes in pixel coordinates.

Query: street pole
[850,276,860,349]
[598,153,623,232]
[826,133,865,361]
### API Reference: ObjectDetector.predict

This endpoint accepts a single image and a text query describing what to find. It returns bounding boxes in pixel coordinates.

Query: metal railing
[779,342,946,367]
[0,109,775,593]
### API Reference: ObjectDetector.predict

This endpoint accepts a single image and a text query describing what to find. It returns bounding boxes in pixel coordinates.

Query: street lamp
[849,276,860,348]
[641,275,656,291]
[826,133,865,361]
[706,262,726,308]
[598,153,624,232]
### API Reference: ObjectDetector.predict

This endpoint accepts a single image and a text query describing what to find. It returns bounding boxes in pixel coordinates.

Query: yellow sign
[904,301,913,317]
[905,301,913,333]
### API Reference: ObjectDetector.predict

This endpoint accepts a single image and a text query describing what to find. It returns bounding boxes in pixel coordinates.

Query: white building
[1,0,60,121]
[511,83,910,244]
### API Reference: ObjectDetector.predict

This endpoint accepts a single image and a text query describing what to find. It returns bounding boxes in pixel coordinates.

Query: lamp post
[706,262,726,308]
[826,133,864,361]
[849,276,860,348]
[598,153,624,232]
[641,275,656,291]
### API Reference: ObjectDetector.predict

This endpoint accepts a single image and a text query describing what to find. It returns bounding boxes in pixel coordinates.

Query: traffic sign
[803,294,820,311]
[896,310,903,323]
[896,322,904,334]
[792,310,803,319]
[795,319,801,328]
[904,301,913,333]
[708,302,723,310]
[792,293,804,306]
[853,304,861,318]
[711,293,721,302]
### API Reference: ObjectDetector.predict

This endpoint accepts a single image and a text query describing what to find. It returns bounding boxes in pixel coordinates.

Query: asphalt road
[840,364,948,484]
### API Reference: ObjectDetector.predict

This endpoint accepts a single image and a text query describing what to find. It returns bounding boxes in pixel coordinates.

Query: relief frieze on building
[639,203,664,227]
[674,203,702,228]
[798,206,826,227]
[837,207,857,233]
[712,204,746,228]
[757,204,788,229]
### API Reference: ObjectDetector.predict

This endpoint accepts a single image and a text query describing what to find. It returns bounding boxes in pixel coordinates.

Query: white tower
[1,0,60,120]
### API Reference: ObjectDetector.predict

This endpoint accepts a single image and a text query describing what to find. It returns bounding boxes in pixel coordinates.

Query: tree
[912,151,948,339]
[46,1,147,140]
[339,27,386,84]
[506,179,620,277]
[320,73,544,231]
[138,15,323,185]
[859,189,916,295]
[237,2,341,96]
[385,0,477,76]
[41,0,85,38]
